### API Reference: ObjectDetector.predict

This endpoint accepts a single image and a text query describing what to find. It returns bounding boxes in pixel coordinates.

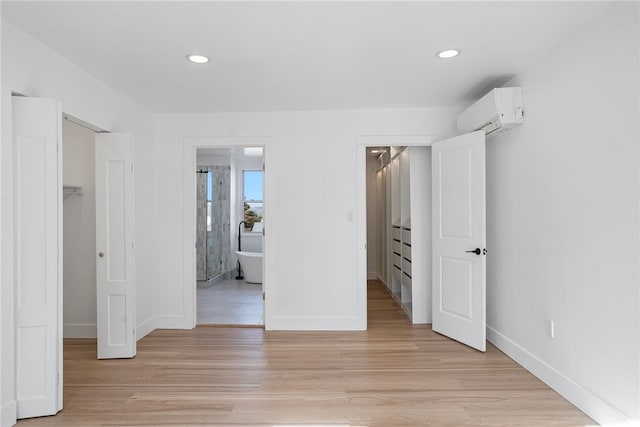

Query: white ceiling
[1,1,612,114]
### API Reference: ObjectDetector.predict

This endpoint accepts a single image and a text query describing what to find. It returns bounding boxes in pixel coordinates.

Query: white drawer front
[393,253,402,269]
[402,258,412,276]
[392,264,402,280]
[402,273,412,289]
[392,240,402,255]
[392,227,402,241]
[402,243,411,260]
[402,228,411,245]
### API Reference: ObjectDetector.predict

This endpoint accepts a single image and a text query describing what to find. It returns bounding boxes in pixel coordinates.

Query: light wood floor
[19,281,594,426]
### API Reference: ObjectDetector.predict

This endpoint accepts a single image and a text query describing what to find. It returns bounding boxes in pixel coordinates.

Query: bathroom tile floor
[197,278,263,325]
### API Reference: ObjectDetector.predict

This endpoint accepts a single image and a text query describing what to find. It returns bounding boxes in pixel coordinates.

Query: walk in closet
[371,146,432,324]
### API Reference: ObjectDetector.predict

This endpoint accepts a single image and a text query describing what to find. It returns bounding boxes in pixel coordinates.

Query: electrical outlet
[546,319,555,338]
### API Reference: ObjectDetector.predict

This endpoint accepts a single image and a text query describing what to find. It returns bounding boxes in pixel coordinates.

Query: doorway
[363,144,433,324]
[61,118,98,340]
[194,146,265,326]
[359,132,488,351]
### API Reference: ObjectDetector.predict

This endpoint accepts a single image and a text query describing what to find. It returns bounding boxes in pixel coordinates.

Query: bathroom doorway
[194,146,265,326]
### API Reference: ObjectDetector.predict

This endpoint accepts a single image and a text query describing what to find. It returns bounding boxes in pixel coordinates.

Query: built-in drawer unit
[402,228,411,245]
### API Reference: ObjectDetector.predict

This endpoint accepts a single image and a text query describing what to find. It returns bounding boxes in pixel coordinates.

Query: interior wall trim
[487,325,629,425]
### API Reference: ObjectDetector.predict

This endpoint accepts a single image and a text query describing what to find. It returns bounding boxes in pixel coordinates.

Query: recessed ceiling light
[436,49,460,59]
[187,54,209,64]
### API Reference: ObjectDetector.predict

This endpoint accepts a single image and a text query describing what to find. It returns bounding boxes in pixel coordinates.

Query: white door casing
[95,133,136,359]
[13,96,63,418]
[432,131,487,352]
[182,137,271,329]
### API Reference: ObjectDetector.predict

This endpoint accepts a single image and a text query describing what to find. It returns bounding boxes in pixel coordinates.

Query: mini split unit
[457,87,524,136]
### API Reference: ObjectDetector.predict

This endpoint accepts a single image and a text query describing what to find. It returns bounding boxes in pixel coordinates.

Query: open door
[95,133,136,359]
[432,131,486,352]
[13,96,63,418]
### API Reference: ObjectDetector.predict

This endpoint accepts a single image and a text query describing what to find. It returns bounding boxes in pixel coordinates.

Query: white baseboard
[487,325,629,425]
[376,273,387,287]
[1,400,16,427]
[136,316,157,341]
[155,314,192,330]
[63,323,96,339]
[267,316,365,331]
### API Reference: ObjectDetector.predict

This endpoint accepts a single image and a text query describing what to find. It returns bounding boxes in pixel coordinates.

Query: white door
[95,133,136,359]
[432,131,486,352]
[13,96,63,418]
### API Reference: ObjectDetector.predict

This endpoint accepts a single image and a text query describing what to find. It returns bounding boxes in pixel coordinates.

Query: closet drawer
[402,228,412,245]
[402,272,412,289]
[392,227,402,241]
[393,252,402,270]
[402,258,412,277]
[392,264,402,281]
[402,243,412,260]
[392,240,402,255]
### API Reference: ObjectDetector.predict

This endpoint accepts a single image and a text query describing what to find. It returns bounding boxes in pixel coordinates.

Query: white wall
[376,165,388,282]
[1,20,156,426]
[486,2,639,423]
[0,15,4,427]
[154,109,458,331]
[366,155,379,279]
[62,120,97,338]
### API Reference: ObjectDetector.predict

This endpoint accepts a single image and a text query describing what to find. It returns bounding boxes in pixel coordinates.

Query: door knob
[465,248,482,255]
[98,252,104,258]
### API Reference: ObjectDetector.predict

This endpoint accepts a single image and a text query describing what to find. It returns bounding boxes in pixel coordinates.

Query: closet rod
[63,113,109,133]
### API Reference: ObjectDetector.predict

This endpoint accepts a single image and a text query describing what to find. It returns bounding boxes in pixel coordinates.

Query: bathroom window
[243,170,263,231]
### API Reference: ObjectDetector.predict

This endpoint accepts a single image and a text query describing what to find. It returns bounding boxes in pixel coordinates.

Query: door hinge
[132,241,135,249]
[131,164,134,174]
[262,163,265,171]
[262,292,265,301]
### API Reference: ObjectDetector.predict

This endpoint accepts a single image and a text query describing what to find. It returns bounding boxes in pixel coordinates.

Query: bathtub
[235,251,263,284]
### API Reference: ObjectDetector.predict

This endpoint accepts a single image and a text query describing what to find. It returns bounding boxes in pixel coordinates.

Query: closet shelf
[63,185,83,200]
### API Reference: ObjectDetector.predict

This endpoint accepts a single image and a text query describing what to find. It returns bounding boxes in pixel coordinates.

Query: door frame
[355,134,439,329]
[182,137,271,329]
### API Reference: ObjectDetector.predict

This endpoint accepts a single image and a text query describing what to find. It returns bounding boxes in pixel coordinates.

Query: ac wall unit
[457,87,524,136]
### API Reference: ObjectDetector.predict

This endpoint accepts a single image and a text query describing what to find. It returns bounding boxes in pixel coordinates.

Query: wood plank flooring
[18,281,594,426]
